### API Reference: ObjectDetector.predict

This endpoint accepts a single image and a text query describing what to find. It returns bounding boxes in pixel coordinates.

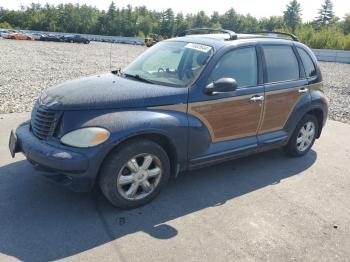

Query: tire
[99,139,170,209]
[284,114,319,157]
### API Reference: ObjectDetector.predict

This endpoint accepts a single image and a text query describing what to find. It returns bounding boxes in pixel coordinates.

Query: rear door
[258,44,308,141]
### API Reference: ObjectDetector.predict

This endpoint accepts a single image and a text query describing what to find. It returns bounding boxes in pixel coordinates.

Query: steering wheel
[158,68,165,73]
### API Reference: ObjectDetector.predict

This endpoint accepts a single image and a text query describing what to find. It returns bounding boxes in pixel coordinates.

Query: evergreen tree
[159,8,175,37]
[259,16,285,31]
[0,0,349,50]
[174,13,189,36]
[283,0,302,32]
[342,13,350,35]
[316,0,335,26]
[193,11,210,28]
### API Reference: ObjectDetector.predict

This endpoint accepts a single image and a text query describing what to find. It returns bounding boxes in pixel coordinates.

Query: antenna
[109,42,112,71]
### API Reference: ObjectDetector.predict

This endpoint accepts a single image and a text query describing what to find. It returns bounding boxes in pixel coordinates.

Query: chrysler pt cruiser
[9,29,328,208]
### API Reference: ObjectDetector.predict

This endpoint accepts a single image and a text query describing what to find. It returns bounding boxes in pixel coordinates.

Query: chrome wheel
[116,153,162,201]
[296,121,315,152]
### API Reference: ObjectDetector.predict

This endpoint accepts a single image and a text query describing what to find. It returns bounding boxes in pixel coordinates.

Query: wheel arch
[97,131,180,183]
[306,108,324,138]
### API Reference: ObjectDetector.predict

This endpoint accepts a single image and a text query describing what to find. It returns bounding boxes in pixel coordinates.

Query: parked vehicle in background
[6,32,34,40]
[30,33,46,40]
[61,34,90,44]
[40,34,63,42]
[0,29,16,39]
[0,30,9,37]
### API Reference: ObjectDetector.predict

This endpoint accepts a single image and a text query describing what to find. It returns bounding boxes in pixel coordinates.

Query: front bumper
[12,123,104,192]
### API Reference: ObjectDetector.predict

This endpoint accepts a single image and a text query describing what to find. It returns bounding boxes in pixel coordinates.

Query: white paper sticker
[185,43,212,53]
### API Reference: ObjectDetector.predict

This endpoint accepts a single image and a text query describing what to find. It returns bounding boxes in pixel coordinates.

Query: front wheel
[99,139,170,209]
[284,114,319,157]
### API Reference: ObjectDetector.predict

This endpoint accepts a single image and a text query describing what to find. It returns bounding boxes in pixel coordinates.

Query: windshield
[123,41,213,87]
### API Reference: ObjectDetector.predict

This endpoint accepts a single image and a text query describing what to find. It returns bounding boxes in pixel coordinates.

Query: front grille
[31,104,60,139]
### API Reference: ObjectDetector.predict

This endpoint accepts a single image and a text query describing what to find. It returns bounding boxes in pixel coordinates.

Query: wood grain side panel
[189,95,262,142]
[147,103,187,113]
[259,88,300,133]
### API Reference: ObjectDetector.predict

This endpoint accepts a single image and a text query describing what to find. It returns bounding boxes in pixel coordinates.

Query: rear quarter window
[263,45,299,83]
[297,47,317,78]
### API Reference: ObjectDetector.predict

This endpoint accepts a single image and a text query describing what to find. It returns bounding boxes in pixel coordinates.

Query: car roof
[166,33,296,51]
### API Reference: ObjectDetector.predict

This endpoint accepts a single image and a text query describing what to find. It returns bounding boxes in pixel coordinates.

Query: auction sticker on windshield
[185,43,212,53]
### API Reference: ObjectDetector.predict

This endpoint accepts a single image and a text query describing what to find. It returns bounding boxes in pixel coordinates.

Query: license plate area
[9,130,19,158]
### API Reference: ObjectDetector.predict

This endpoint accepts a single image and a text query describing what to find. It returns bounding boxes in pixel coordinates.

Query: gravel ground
[0,39,146,113]
[0,39,349,124]
[319,63,350,124]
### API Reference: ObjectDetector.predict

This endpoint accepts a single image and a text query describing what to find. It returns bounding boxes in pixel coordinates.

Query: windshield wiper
[122,73,155,84]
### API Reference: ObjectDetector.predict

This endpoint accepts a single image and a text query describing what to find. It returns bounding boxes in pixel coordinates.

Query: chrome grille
[31,104,60,139]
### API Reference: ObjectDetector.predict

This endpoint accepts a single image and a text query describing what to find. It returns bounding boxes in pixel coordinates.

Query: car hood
[39,73,188,111]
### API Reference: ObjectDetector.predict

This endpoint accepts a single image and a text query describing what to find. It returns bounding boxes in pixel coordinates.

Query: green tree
[259,16,285,31]
[174,13,189,35]
[193,11,210,28]
[210,12,220,24]
[1,1,349,50]
[0,21,12,28]
[342,13,350,34]
[316,0,335,26]
[283,0,302,33]
[159,8,175,37]
[220,8,240,31]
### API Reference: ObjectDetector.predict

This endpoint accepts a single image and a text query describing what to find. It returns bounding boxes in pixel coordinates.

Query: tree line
[0,0,350,50]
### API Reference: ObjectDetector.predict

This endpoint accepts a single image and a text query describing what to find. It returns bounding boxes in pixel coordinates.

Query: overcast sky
[2,0,349,21]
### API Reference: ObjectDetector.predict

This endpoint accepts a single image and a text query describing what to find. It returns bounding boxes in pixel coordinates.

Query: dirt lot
[0,39,146,114]
[0,38,350,123]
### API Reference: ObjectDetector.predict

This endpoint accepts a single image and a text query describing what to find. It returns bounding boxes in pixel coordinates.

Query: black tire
[284,114,319,157]
[99,139,170,209]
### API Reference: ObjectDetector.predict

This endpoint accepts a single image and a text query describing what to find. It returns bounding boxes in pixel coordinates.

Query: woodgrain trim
[259,86,305,134]
[148,83,319,142]
[147,103,187,113]
[188,94,264,142]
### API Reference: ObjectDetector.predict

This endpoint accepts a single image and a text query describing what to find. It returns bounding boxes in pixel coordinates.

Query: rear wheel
[284,114,319,157]
[99,139,170,209]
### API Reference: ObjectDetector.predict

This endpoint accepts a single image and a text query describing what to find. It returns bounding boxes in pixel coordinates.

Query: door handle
[299,87,309,93]
[250,95,264,102]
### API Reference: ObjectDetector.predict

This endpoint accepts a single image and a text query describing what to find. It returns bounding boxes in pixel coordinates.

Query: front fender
[59,109,189,167]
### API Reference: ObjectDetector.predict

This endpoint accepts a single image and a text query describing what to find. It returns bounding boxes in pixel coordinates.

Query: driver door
[188,46,265,164]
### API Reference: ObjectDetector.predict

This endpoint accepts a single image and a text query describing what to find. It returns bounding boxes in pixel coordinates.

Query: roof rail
[178,28,237,40]
[244,31,299,42]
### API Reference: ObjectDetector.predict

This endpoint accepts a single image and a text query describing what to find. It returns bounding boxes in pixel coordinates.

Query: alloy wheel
[296,121,316,152]
[116,153,162,201]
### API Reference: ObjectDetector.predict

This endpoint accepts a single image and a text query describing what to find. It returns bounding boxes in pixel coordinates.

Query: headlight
[60,127,110,148]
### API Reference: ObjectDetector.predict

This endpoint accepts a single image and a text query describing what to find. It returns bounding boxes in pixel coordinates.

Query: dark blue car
[9,29,328,208]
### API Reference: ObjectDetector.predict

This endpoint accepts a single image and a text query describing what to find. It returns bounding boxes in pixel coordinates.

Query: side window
[297,47,317,78]
[263,45,299,83]
[209,47,258,88]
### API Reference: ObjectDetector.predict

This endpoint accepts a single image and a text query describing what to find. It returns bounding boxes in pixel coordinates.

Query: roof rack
[178,28,237,40]
[244,31,299,42]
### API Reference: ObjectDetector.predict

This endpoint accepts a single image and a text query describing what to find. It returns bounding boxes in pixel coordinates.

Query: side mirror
[205,78,238,95]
